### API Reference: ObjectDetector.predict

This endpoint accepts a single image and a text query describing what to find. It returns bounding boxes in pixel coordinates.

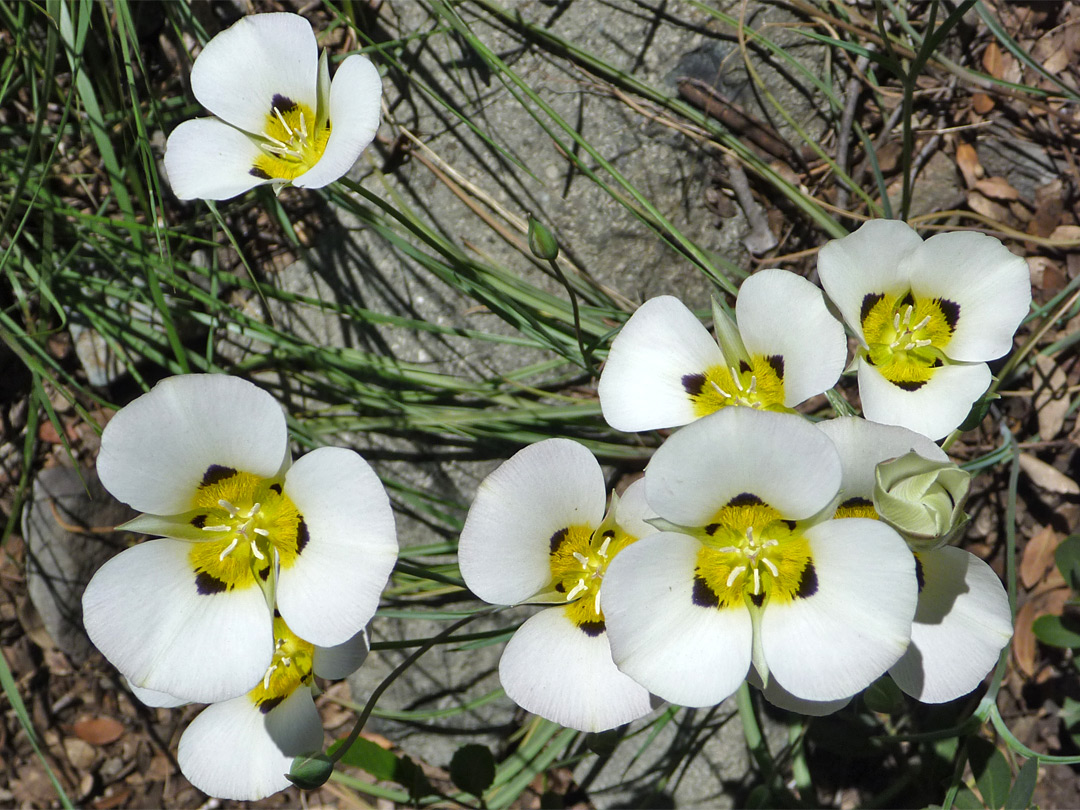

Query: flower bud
[873,451,970,551]
[527,214,559,260]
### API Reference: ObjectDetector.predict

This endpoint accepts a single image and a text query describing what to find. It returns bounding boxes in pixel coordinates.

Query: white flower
[816,416,1013,702]
[601,408,918,708]
[458,439,655,732]
[133,616,370,801]
[817,220,1030,440]
[597,269,847,432]
[163,13,382,200]
[83,374,397,704]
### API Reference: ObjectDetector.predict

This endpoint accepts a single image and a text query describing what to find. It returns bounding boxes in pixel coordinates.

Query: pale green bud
[873,451,971,551]
[527,214,559,260]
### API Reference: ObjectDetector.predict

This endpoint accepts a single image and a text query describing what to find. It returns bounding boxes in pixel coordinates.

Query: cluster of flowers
[82,8,1031,801]
[460,220,1028,731]
[82,375,398,799]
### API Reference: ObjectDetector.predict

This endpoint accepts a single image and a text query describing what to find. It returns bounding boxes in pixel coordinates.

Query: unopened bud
[527,214,559,260]
[873,451,970,551]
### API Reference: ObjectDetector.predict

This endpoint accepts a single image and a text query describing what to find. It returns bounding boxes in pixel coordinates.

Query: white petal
[163,118,271,201]
[645,408,841,526]
[906,232,1031,362]
[458,439,606,604]
[293,55,382,189]
[276,447,397,647]
[127,681,190,709]
[190,12,318,135]
[178,686,323,801]
[498,607,653,732]
[602,533,753,707]
[761,519,917,701]
[815,416,947,499]
[736,269,848,406]
[817,220,925,340]
[598,296,726,432]
[613,478,658,540]
[82,539,273,703]
[890,547,1012,703]
[97,374,288,516]
[748,667,851,717]
[857,360,992,441]
[313,627,370,681]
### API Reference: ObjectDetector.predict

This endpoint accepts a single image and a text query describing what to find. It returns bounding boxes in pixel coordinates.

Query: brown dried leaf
[72,717,125,746]
[1020,524,1061,589]
[967,190,1014,225]
[983,41,1004,78]
[956,142,982,188]
[1013,587,1071,676]
[1034,354,1070,439]
[1019,452,1080,494]
[971,93,995,115]
[1049,224,1080,242]
[974,176,1021,201]
[1030,178,1064,238]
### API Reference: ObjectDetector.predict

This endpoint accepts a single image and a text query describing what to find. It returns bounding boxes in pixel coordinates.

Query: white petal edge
[127,680,190,709]
[190,12,318,135]
[97,374,288,516]
[857,360,992,441]
[163,118,271,201]
[815,416,947,499]
[313,626,370,681]
[598,296,726,432]
[499,607,653,732]
[761,519,917,701]
[293,55,382,188]
[748,667,851,717]
[735,269,848,407]
[613,477,658,540]
[178,686,323,801]
[889,546,1012,703]
[83,538,273,703]
[458,439,606,605]
[603,533,753,707]
[906,231,1031,362]
[276,447,397,648]
[817,220,925,341]
[645,408,842,527]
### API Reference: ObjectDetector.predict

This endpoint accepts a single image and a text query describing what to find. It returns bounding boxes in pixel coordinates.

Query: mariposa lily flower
[133,615,370,801]
[597,269,847,432]
[815,417,1012,703]
[817,220,1030,440]
[83,374,397,704]
[163,13,382,200]
[458,439,655,732]
[601,408,918,708]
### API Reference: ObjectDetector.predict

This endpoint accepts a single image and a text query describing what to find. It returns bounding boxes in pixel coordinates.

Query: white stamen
[913,314,930,331]
[893,311,901,331]
[250,540,265,560]
[752,567,761,593]
[902,305,914,327]
[218,499,239,517]
[717,545,737,554]
[913,338,932,348]
[299,111,308,139]
[202,524,230,533]
[254,527,270,537]
[762,558,779,577]
[763,539,779,548]
[594,590,602,615]
[245,503,261,518]
[218,537,238,561]
[727,565,746,588]
[598,536,612,557]
[709,379,732,399]
[263,664,276,690]
[748,375,757,395]
[566,579,588,601]
[573,551,589,567]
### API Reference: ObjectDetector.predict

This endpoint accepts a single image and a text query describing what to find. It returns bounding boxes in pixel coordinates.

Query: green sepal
[527,214,559,260]
[118,511,224,542]
[287,751,334,790]
[711,296,749,367]
[315,49,331,133]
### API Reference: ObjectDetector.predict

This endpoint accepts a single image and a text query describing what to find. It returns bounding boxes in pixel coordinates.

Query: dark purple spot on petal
[258,565,271,581]
[296,517,309,554]
[579,620,605,637]
[914,554,925,592]
[692,575,720,608]
[841,496,873,510]
[739,359,752,374]
[249,166,272,179]
[937,298,960,331]
[795,562,818,599]
[195,571,228,595]
[550,527,568,553]
[258,696,284,714]
[898,292,914,309]
[271,94,297,114]
[748,591,765,607]
[200,465,238,488]
[860,293,885,325]
[895,380,927,392]
[555,581,566,593]
[269,483,283,495]
[766,354,784,381]
[783,519,797,531]
[727,492,764,508]
[704,523,720,536]
[190,514,207,529]
[682,373,706,397]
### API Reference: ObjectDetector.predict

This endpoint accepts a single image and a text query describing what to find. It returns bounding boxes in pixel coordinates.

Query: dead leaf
[1019,452,1080,494]
[971,93,995,115]
[967,190,1014,225]
[955,142,982,188]
[1013,587,1071,676]
[72,717,125,746]
[1033,354,1070,439]
[1030,179,1064,238]
[974,176,1021,201]
[1049,224,1080,242]
[1020,524,1061,589]
[1028,256,1056,290]
[983,41,1004,78]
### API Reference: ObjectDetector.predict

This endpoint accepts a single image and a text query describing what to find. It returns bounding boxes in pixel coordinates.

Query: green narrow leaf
[1054,535,1080,590]
[1004,758,1038,810]
[1031,614,1080,649]
[969,736,1012,810]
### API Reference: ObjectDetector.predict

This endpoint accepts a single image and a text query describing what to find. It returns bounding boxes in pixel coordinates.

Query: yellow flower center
[249,615,315,713]
[682,355,787,418]
[860,291,959,390]
[250,94,331,182]
[691,494,817,610]
[187,465,306,594]
[549,521,636,635]
[833,496,878,520]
